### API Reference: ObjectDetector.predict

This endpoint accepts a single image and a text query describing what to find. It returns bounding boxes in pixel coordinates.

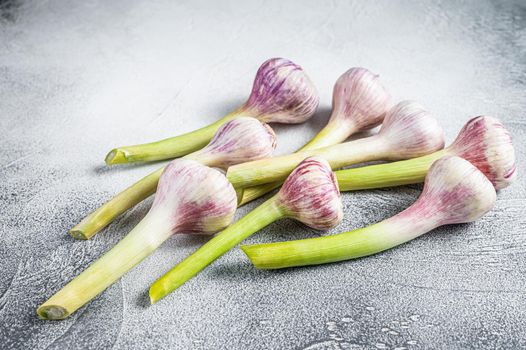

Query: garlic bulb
[378,100,445,160]
[244,58,319,124]
[189,117,277,168]
[447,116,517,189]
[152,159,238,233]
[277,157,343,230]
[328,67,392,135]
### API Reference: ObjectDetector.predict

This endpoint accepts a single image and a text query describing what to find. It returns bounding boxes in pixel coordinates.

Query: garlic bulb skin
[378,101,445,160]
[244,58,319,124]
[189,117,277,168]
[152,159,238,234]
[330,67,392,133]
[277,157,343,230]
[404,156,496,226]
[447,116,517,190]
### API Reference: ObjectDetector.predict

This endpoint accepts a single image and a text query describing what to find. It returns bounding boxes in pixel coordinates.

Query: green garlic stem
[105,111,240,165]
[238,182,282,206]
[301,120,355,149]
[228,136,383,188]
[237,145,441,205]
[335,150,448,191]
[38,211,172,319]
[70,168,164,240]
[238,120,354,205]
[70,152,208,240]
[149,198,283,303]
[242,210,437,270]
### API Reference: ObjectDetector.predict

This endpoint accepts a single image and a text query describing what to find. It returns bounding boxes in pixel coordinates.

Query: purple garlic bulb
[152,159,237,233]
[189,117,277,168]
[377,100,445,160]
[330,67,392,133]
[405,156,496,225]
[277,156,343,230]
[243,58,319,124]
[447,116,517,190]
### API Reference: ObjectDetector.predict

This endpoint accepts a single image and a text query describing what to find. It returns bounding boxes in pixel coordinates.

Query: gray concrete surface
[0,0,525,349]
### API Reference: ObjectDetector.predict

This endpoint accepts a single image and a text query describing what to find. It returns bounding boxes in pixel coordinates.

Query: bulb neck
[302,116,357,150]
[183,149,218,168]
[314,134,387,170]
[383,200,442,243]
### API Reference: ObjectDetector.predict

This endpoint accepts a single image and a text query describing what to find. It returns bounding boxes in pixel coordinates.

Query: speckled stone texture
[0,0,525,349]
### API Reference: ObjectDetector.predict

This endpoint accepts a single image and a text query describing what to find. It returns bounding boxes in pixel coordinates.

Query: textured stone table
[0,1,525,349]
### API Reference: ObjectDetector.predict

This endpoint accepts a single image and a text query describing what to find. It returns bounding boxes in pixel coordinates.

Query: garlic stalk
[71,117,277,240]
[228,101,444,188]
[38,160,237,320]
[239,67,392,204]
[104,58,318,165]
[334,116,516,191]
[242,156,497,269]
[149,157,343,304]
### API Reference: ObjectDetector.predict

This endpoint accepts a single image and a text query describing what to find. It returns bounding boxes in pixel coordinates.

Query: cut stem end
[69,229,89,240]
[37,305,69,320]
[105,149,128,165]
[239,245,266,269]
[149,284,166,305]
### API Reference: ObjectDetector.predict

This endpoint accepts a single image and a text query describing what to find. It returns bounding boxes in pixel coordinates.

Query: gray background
[1,0,525,349]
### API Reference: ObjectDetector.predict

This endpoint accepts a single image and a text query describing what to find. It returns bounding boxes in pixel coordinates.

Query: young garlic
[335,116,517,191]
[242,156,497,269]
[149,157,343,303]
[71,117,277,240]
[239,67,392,204]
[105,58,318,165]
[38,159,238,320]
[228,101,444,188]
[304,67,393,149]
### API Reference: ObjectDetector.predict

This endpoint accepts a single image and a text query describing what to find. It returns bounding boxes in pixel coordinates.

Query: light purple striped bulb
[243,58,319,124]
[446,116,516,190]
[330,67,392,132]
[277,157,343,230]
[376,100,445,160]
[189,117,277,168]
[151,159,238,234]
[399,156,496,226]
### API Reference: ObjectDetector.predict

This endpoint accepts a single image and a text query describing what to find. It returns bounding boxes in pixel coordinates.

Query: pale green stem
[38,211,173,319]
[335,149,449,191]
[105,111,241,165]
[228,136,385,188]
[302,119,356,149]
[238,183,282,206]
[242,208,438,269]
[238,119,355,205]
[240,144,448,207]
[70,152,208,240]
[70,168,164,240]
[149,198,283,304]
